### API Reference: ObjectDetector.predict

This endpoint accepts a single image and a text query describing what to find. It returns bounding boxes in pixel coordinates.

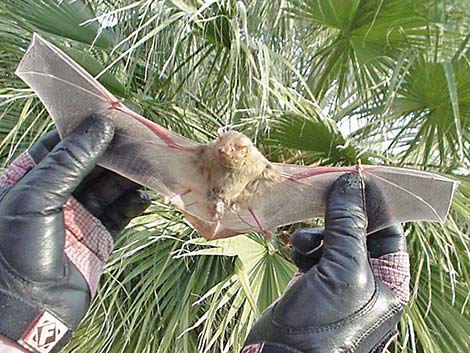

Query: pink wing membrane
[16,34,459,239]
[234,164,458,236]
[361,166,458,232]
[16,34,214,226]
[16,33,112,136]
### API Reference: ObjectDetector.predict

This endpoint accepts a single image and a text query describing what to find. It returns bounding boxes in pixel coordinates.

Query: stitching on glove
[271,282,382,334]
[351,300,401,350]
[370,329,398,353]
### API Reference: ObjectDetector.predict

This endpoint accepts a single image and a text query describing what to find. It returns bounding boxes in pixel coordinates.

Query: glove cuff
[63,197,114,297]
[0,288,72,353]
[370,252,410,304]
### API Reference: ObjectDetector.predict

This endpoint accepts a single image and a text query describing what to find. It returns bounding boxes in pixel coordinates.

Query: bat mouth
[218,147,230,156]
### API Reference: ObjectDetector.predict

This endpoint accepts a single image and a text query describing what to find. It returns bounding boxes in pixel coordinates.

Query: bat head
[215,131,254,168]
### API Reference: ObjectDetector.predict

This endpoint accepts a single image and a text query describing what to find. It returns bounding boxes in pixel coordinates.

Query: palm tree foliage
[0,0,469,352]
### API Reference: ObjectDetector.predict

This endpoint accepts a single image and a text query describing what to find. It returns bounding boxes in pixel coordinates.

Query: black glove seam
[352,306,402,351]
[359,173,368,230]
[350,299,402,350]
[2,208,62,218]
[370,329,398,353]
[271,282,381,334]
[259,341,305,353]
[0,188,10,203]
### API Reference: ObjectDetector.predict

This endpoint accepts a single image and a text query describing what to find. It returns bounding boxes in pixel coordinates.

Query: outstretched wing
[16,34,212,222]
[212,164,458,238]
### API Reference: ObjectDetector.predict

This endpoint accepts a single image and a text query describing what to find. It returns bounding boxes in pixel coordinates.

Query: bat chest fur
[213,167,257,198]
[203,167,254,216]
[208,164,278,219]
[198,142,281,220]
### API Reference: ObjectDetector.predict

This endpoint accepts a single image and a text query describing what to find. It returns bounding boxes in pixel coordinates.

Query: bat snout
[218,146,229,155]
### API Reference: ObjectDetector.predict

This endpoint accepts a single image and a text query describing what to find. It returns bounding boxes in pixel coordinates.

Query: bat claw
[109,100,121,109]
[168,189,192,207]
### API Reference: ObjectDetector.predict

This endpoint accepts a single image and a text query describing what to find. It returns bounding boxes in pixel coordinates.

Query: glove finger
[12,115,114,212]
[367,224,407,258]
[72,165,108,196]
[321,173,369,277]
[28,129,61,163]
[98,189,151,237]
[74,171,141,218]
[28,130,110,199]
[291,228,324,256]
[290,228,324,272]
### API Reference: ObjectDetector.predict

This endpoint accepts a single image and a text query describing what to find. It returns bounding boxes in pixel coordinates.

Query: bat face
[214,131,253,168]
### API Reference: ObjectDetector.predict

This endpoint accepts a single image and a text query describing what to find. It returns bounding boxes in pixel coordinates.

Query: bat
[15,34,459,240]
[200,130,282,220]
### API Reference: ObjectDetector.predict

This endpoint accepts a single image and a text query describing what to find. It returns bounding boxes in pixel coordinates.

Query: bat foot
[167,189,192,207]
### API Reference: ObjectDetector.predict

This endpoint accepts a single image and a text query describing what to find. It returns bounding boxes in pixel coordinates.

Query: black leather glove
[243,173,410,353]
[0,115,150,353]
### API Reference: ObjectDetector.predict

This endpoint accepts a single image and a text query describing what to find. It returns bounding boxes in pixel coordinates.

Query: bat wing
[16,34,214,225]
[16,34,459,240]
[360,166,458,232]
[218,164,458,238]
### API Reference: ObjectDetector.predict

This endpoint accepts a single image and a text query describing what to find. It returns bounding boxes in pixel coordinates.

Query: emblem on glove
[21,311,68,353]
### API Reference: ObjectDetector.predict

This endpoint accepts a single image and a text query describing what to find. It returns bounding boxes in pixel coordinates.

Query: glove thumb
[8,115,114,212]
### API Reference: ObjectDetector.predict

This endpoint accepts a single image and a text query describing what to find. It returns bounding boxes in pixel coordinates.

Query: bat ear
[217,126,232,138]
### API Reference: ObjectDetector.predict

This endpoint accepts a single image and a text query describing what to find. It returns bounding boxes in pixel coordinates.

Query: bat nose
[218,147,227,155]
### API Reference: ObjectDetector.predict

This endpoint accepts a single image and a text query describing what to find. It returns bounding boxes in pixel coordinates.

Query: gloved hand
[0,115,150,353]
[243,173,410,353]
